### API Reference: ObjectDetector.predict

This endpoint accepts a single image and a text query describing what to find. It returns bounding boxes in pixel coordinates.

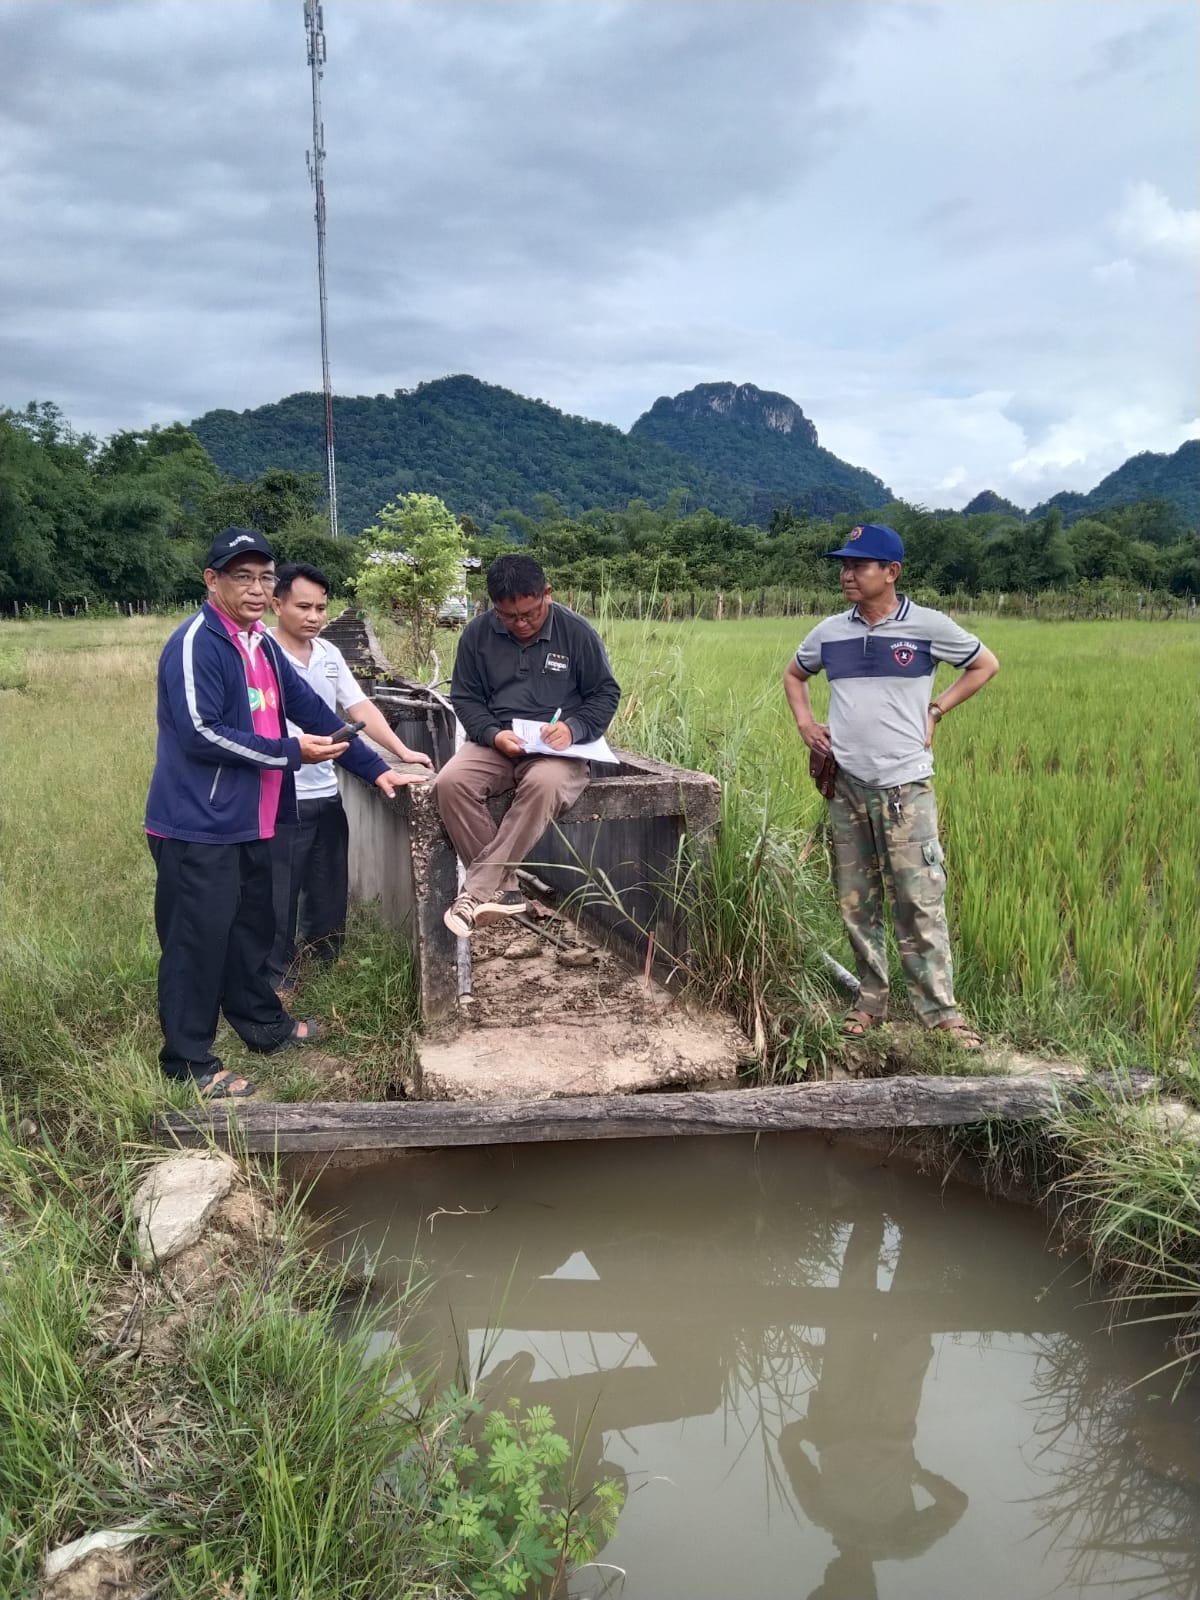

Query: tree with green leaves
[354,491,467,664]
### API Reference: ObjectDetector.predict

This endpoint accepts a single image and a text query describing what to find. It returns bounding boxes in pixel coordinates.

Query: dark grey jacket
[450,603,621,747]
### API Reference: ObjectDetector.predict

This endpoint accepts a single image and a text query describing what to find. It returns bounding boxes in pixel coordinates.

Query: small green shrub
[427,1393,624,1599]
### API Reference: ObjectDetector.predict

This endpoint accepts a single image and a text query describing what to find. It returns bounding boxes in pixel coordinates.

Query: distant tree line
[2,401,1196,609]
[0,402,357,607]
[475,494,1199,599]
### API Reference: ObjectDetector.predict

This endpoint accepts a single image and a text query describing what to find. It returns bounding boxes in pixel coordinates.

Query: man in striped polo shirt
[784,523,999,1046]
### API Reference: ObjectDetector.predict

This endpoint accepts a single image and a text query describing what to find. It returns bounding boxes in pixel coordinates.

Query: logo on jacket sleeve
[892,641,918,668]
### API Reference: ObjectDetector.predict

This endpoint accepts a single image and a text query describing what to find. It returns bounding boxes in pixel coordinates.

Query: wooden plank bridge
[156,1069,1153,1154]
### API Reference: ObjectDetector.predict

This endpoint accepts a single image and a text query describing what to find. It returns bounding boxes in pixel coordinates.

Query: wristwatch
[929,703,945,723]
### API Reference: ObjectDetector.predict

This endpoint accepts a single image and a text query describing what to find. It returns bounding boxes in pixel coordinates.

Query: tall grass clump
[0,1106,447,1599]
[1043,1093,1200,1385]
[605,619,848,1075]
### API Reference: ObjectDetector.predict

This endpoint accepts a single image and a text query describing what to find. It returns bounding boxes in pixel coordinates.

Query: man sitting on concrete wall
[436,554,621,937]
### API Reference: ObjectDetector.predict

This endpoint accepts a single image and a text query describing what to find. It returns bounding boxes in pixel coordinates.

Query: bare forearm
[783,660,831,755]
[347,698,426,763]
[934,647,999,715]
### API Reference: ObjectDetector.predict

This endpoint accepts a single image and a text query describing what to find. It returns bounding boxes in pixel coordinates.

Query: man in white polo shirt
[784,524,999,1047]
[267,562,432,990]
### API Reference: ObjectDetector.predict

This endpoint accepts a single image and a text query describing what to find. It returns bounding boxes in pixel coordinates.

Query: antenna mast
[304,0,338,537]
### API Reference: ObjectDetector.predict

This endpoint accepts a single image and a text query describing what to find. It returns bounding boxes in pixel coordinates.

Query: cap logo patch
[227,534,255,548]
[848,526,863,542]
[892,641,917,667]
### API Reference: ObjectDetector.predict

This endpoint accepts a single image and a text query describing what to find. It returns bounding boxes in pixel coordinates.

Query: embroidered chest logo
[892,641,918,668]
[545,652,570,673]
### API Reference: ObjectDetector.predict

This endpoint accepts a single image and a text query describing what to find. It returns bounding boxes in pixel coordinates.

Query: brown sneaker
[444,893,481,937]
[477,889,527,918]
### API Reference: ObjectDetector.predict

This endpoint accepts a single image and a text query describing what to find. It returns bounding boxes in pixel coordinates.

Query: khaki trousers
[434,743,591,901]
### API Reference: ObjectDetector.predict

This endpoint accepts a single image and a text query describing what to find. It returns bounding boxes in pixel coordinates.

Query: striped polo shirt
[795,595,982,787]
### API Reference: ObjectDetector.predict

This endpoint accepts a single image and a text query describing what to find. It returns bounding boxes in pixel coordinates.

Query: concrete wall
[342,740,721,1030]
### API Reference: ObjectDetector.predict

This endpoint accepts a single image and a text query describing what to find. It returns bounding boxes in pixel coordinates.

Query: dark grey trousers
[148,834,294,1080]
[267,793,350,985]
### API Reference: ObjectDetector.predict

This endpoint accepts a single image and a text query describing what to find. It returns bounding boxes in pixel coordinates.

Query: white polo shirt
[794,596,982,788]
[270,632,365,800]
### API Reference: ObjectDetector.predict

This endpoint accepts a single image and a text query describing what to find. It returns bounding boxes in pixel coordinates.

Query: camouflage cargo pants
[828,772,959,1026]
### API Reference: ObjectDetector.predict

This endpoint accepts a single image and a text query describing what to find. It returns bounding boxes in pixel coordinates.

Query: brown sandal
[931,1018,983,1050]
[840,1009,885,1039]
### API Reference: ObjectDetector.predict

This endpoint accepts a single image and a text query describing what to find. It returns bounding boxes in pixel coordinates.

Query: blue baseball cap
[825,523,904,563]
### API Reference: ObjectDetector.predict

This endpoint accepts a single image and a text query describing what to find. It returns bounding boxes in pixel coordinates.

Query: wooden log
[157,1070,1153,1154]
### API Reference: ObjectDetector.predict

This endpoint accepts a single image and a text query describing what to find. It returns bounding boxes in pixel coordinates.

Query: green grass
[0,617,607,1597]
[601,615,1200,1073]
[0,1102,467,1599]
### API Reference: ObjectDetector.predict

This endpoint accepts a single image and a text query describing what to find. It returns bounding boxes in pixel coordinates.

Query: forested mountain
[2,399,1195,605]
[192,375,1199,538]
[192,377,748,535]
[629,382,891,520]
[961,489,1026,518]
[191,375,895,535]
[1033,439,1200,527]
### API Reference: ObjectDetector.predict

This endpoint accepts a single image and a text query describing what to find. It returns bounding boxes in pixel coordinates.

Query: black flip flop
[196,1069,257,1099]
[269,1017,324,1053]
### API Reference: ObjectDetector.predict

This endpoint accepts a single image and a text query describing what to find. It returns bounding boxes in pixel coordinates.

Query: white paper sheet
[512,718,619,763]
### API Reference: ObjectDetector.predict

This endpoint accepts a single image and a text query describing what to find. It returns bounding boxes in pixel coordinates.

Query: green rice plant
[600,615,1199,1070]
[1043,1092,1200,1386]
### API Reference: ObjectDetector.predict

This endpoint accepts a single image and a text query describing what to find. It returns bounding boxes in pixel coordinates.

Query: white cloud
[0,0,1197,516]
[1092,257,1135,285]
[1112,180,1200,259]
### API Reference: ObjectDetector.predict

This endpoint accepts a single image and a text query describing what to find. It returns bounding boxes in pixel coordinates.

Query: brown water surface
[308,1135,1200,1600]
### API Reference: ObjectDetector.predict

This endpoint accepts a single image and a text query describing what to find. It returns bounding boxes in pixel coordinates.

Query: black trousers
[266,793,350,986]
[148,834,295,1079]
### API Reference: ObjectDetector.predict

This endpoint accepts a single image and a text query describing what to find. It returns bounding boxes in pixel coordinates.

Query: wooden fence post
[717,592,724,621]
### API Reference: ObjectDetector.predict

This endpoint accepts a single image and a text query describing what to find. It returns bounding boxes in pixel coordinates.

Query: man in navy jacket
[145,527,413,1095]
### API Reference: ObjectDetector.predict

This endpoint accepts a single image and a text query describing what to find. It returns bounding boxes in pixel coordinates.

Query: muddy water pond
[308,1136,1200,1599]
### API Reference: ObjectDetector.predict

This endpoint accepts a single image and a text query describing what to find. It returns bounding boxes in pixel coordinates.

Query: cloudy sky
[2,0,1197,508]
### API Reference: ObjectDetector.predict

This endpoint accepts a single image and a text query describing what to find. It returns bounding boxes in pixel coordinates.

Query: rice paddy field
[1,609,1197,1597]
[602,615,1200,1075]
[1,611,1197,1079]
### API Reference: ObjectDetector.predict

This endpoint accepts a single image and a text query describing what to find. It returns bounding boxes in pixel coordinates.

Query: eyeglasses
[221,569,276,590]
[494,601,546,626]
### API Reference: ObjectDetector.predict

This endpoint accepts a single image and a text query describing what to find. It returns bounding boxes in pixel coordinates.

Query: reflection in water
[308,1136,1200,1600]
[778,1212,966,1600]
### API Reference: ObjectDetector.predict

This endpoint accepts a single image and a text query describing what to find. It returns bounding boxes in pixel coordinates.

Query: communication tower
[304,0,338,537]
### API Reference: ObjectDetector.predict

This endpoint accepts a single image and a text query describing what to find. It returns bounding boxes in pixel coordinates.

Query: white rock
[132,1152,235,1263]
[44,1521,145,1579]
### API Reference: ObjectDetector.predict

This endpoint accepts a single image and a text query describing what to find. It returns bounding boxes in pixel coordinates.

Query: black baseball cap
[204,527,275,571]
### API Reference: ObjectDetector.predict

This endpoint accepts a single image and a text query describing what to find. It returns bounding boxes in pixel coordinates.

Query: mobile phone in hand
[329,719,365,741]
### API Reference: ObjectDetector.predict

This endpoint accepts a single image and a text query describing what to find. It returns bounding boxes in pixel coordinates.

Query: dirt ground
[418,906,751,1101]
